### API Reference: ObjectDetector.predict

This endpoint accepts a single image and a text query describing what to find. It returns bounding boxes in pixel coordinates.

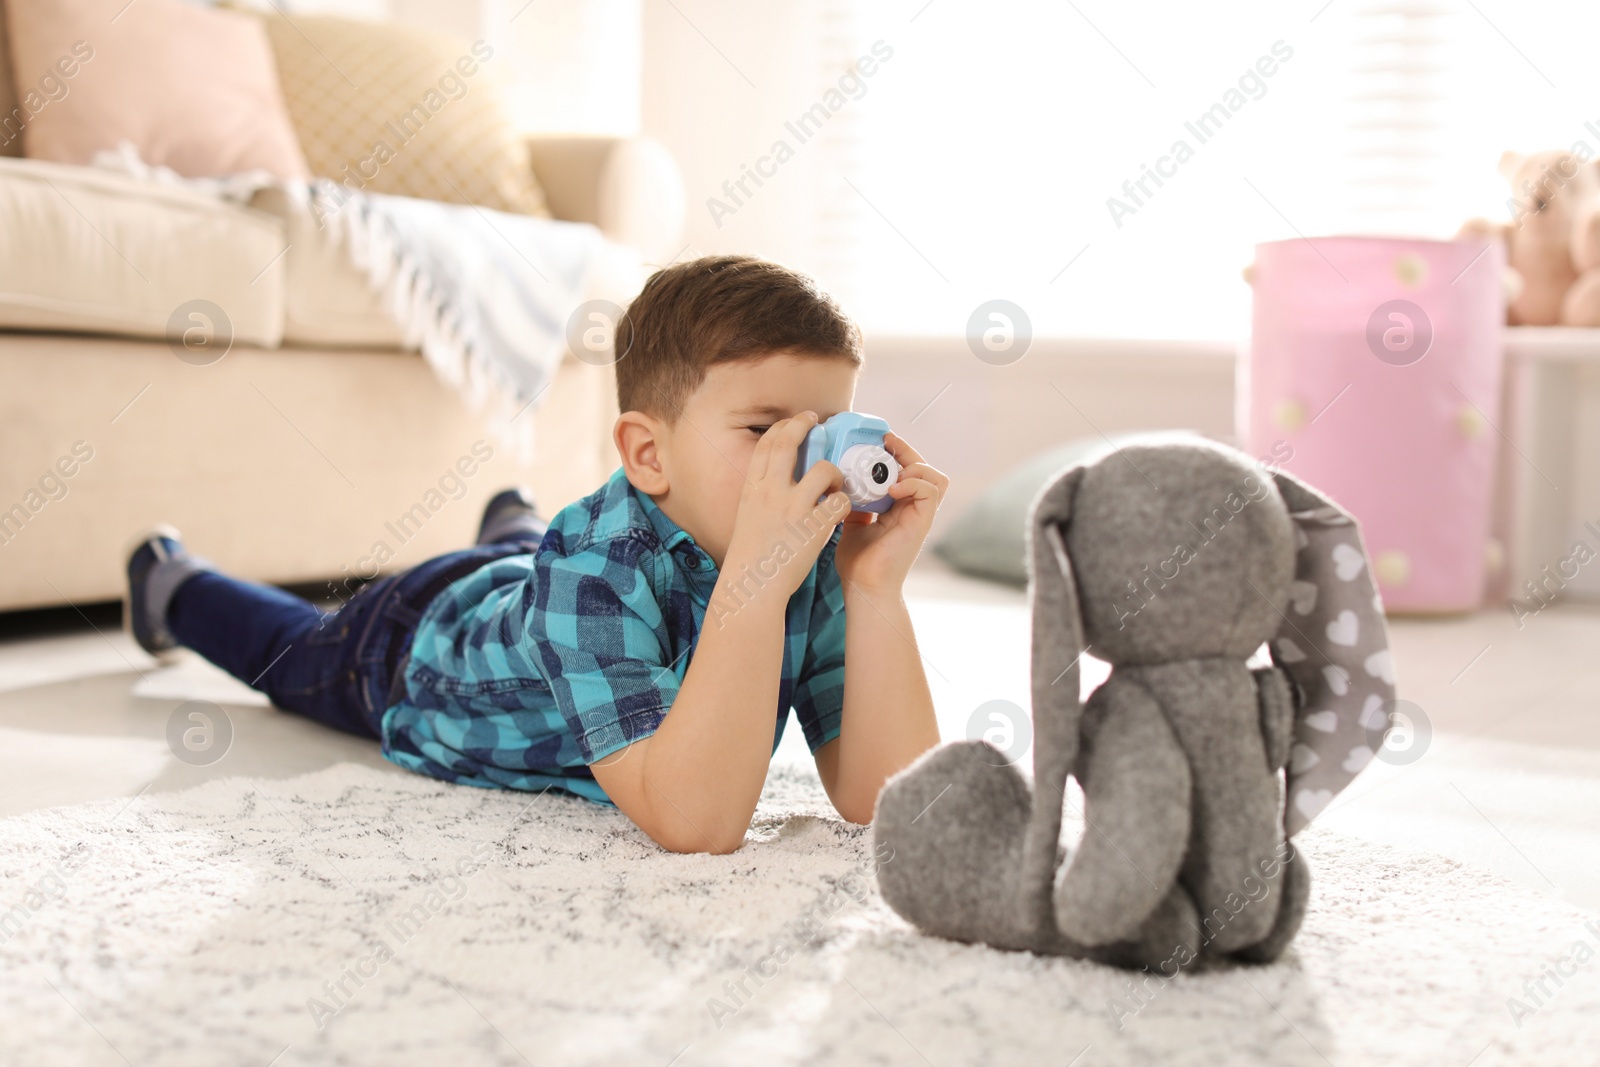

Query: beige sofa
[0,136,682,612]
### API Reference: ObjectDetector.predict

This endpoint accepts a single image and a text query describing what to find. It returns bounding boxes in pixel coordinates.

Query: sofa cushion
[0,0,21,159]
[3,0,308,180]
[0,157,285,348]
[254,10,550,217]
[246,186,406,349]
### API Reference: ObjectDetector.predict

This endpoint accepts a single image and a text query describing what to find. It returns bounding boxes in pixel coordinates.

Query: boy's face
[650,350,860,567]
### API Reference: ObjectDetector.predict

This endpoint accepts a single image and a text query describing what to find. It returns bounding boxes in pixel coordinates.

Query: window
[816,0,1600,339]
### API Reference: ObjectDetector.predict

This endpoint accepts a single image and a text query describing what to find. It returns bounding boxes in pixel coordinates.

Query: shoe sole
[121,524,186,665]
[477,488,539,545]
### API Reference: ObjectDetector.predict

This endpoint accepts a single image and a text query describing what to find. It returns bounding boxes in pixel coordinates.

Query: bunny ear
[1269,470,1398,836]
[1027,465,1089,792]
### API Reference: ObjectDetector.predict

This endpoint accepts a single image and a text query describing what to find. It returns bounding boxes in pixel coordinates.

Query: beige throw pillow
[3,0,309,179]
[256,12,549,217]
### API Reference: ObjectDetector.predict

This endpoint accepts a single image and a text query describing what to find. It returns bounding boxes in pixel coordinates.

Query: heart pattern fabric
[1274,502,1397,836]
[1288,580,1318,615]
[1331,542,1367,581]
[1326,609,1360,646]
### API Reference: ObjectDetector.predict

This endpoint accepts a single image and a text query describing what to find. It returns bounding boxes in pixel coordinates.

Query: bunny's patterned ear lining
[1271,503,1398,836]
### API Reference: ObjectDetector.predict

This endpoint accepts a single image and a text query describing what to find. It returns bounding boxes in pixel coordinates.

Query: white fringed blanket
[309,179,616,421]
[92,146,632,438]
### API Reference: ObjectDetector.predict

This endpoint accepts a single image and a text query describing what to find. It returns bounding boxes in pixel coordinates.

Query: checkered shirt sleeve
[530,534,680,763]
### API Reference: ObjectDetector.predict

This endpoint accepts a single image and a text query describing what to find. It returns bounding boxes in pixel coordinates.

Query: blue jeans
[167,533,543,738]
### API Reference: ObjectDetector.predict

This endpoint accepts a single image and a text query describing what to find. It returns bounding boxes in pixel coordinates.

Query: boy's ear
[614,411,670,496]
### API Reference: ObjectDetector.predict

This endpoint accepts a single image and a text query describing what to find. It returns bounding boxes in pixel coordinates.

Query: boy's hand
[834,432,947,598]
[720,412,852,604]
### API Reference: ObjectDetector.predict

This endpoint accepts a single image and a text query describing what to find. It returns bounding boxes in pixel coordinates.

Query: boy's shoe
[476,487,546,546]
[124,525,203,660]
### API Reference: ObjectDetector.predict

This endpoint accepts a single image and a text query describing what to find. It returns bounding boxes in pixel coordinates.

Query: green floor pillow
[933,430,1204,586]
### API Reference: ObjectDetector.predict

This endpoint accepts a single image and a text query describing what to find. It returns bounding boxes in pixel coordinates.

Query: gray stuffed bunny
[874,439,1396,970]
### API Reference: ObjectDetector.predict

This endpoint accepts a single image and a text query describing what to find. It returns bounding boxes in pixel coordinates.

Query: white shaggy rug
[2,762,1597,1067]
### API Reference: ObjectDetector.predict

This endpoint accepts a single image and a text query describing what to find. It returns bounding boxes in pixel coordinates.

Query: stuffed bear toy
[1459,149,1600,326]
[873,440,1396,970]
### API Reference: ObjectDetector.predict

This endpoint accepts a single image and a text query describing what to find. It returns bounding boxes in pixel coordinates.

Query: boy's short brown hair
[613,255,863,420]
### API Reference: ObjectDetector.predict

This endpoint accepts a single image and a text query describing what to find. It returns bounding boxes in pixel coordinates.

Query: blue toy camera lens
[793,411,900,513]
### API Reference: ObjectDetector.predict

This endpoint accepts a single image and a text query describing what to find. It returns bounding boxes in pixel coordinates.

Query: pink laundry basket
[1243,236,1506,614]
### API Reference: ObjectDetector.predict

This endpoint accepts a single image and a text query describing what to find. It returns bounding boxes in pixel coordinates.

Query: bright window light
[816,0,1600,340]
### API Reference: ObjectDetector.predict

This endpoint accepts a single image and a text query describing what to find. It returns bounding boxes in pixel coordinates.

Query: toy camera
[793,412,901,514]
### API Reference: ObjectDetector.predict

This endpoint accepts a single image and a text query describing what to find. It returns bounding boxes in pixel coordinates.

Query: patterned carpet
[2,760,1597,1066]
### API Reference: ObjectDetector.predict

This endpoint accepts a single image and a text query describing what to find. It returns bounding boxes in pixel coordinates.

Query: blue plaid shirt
[379,467,847,804]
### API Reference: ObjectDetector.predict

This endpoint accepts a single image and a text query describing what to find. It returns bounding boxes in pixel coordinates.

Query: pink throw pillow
[4,0,308,179]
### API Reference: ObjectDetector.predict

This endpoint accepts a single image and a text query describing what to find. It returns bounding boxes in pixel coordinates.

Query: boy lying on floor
[124,255,946,853]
